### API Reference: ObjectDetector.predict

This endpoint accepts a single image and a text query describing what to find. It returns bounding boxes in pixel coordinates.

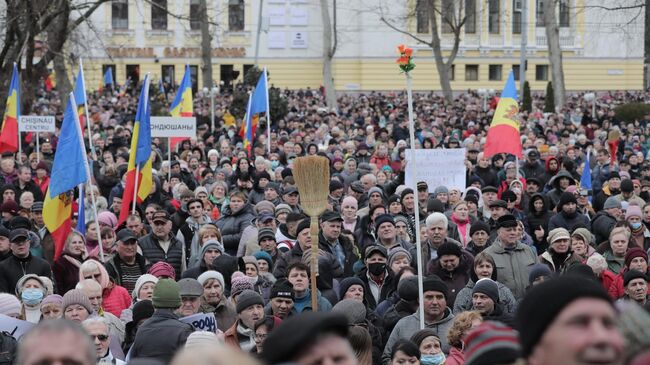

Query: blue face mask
[631,222,643,230]
[271,160,280,169]
[21,289,43,306]
[420,353,446,365]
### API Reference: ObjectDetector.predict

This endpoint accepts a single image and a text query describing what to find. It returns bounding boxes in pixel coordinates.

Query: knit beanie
[388,247,412,269]
[0,294,21,317]
[528,263,552,285]
[97,211,118,228]
[253,250,273,269]
[236,290,264,313]
[257,228,276,243]
[624,270,647,287]
[230,273,254,298]
[132,274,159,299]
[152,279,182,309]
[400,188,414,201]
[368,186,384,198]
[332,299,366,325]
[15,274,46,296]
[398,276,420,302]
[433,186,449,196]
[270,279,294,300]
[472,278,499,304]
[437,242,462,258]
[374,214,395,230]
[197,270,225,289]
[148,261,176,280]
[40,294,63,308]
[62,289,93,314]
[131,299,155,325]
[185,331,222,349]
[516,275,612,357]
[394,214,409,228]
[470,221,490,236]
[556,191,577,211]
[571,228,592,246]
[240,256,259,273]
[338,277,365,300]
[626,204,643,220]
[296,219,311,236]
[275,204,292,217]
[603,196,622,210]
[625,247,649,268]
[200,239,225,259]
[422,276,449,299]
[465,321,521,365]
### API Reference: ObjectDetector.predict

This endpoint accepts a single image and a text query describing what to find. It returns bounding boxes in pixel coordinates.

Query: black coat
[130,309,193,364]
[356,268,394,311]
[318,232,358,278]
[0,254,52,294]
[214,204,256,255]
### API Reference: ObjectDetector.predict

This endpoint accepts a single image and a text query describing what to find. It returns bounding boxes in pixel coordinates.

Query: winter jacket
[14,180,44,202]
[181,259,210,280]
[52,254,84,295]
[357,268,395,311]
[593,184,619,212]
[138,233,185,279]
[410,237,463,272]
[427,250,474,305]
[130,309,193,363]
[539,249,582,273]
[0,254,52,294]
[102,285,132,318]
[382,309,455,364]
[291,288,332,314]
[104,254,149,292]
[483,239,538,299]
[608,268,650,300]
[453,279,517,315]
[603,250,625,275]
[382,299,416,335]
[474,166,498,188]
[592,211,618,246]
[547,210,591,232]
[444,347,465,365]
[200,300,237,332]
[214,203,256,256]
[318,232,359,278]
[521,161,546,183]
[526,194,552,253]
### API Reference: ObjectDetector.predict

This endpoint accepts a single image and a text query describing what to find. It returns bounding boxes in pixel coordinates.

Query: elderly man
[318,210,357,277]
[411,212,462,270]
[17,320,96,365]
[517,276,624,365]
[0,228,51,294]
[139,210,185,279]
[484,215,538,299]
[592,197,622,246]
[76,279,125,344]
[620,270,648,306]
[375,214,411,251]
[82,317,125,365]
[105,228,148,293]
[177,278,204,317]
[224,290,265,351]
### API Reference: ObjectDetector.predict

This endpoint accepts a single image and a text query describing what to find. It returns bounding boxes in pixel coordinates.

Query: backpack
[0,331,17,365]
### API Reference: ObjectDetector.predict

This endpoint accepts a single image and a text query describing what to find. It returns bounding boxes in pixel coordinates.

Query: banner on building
[405,148,467,193]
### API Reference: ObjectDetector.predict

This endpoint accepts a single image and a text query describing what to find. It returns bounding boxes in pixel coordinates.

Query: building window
[189,65,199,93]
[441,0,454,33]
[162,65,175,88]
[151,0,167,30]
[512,0,522,34]
[489,65,502,81]
[228,0,245,32]
[536,0,545,26]
[111,0,128,30]
[449,65,456,81]
[488,0,500,34]
[559,0,570,27]
[512,64,520,81]
[189,0,201,30]
[465,65,479,81]
[416,0,430,33]
[536,65,549,81]
[464,0,476,33]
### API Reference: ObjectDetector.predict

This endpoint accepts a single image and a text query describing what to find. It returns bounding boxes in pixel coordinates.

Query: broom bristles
[293,156,330,217]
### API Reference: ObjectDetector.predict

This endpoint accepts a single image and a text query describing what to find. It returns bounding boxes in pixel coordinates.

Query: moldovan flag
[242,93,254,156]
[239,69,269,147]
[119,75,153,225]
[169,65,193,150]
[0,63,20,153]
[483,71,523,158]
[73,63,87,130]
[43,94,90,259]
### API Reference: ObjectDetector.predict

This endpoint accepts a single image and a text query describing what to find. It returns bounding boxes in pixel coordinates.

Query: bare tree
[543,0,566,109]
[321,0,338,110]
[199,0,213,89]
[380,0,466,103]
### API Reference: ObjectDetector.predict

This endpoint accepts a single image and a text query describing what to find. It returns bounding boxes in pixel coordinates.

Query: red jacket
[445,347,465,365]
[607,268,650,300]
[102,284,132,317]
[600,269,622,299]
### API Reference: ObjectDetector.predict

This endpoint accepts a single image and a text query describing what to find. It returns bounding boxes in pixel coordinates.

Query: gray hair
[82,316,109,333]
[586,253,608,273]
[425,212,448,228]
[18,319,95,365]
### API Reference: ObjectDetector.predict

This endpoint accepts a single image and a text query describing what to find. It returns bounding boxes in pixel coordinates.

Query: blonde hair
[609,226,631,241]
[447,311,482,348]
[198,225,222,245]
[63,231,87,258]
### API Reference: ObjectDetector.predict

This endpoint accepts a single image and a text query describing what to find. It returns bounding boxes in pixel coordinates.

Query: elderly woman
[198,270,236,332]
[209,181,229,216]
[602,227,631,274]
[79,259,131,317]
[16,274,48,323]
[341,196,359,232]
[450,201,472,247]
[571,228,595,261]
[410,329,446,365]
[586,253,621,299]
[40,294,64,320]
[53,230,87,295]
[608,247,650,299]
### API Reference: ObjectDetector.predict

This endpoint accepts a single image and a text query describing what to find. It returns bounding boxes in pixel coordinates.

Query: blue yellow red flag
[0,63,20,153]
[483,71,522,158]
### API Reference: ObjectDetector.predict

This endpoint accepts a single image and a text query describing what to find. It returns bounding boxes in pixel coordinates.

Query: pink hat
[148,261,176,280]
[0,294,20,317]
[97,211,118,228]
[626,204,643,220]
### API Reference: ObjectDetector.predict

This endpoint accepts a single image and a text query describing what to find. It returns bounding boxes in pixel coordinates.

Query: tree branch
[379,17,432,46]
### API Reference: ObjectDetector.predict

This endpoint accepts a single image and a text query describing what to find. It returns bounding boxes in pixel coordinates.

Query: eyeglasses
[89,334,109,342]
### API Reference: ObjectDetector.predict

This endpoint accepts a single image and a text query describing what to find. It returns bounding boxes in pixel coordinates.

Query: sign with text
[405,148,467,193]
[0,314,35,339]
[180,312,217,333]
[150,117,196,138]
[19,116,56,132]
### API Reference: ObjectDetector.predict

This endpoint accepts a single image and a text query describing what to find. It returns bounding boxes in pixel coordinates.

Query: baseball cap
[9,228,29,243]
[152,210,171,223]
[117,229,138,243]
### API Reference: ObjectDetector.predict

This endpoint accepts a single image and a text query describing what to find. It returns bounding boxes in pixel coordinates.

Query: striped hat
[464,321,521,365]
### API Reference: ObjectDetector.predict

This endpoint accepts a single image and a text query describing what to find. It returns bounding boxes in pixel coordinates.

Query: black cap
[497,214,518,228]
[488,200,508,209]
[482,186,498,194]
[117,229,138,243]
[624,270,647,287]
[151,210,170,223]
[9,228,29,243]
[296,219,311,235]
[270,279,294,300]
[527,150,540,158]
[320,210,343,223]
[609,171,621,180]
[501,190,517,203]
[364,245,388,260]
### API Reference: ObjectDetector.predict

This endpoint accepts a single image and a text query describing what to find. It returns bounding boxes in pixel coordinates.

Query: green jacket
[484,239,538,299]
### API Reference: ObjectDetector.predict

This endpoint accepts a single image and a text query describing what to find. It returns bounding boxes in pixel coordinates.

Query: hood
[545,156,559,174]
[528,193,549,214]
[550,170,575,189]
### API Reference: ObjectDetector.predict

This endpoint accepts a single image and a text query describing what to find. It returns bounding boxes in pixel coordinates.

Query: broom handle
[310,215,319,312]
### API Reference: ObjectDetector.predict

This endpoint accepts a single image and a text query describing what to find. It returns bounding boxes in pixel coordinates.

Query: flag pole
[168,138,172,183]
[264,68,271,156]
[70,93,104,262]
[79,59,97,162]
[35,133,40,163]
[132,165,139,215]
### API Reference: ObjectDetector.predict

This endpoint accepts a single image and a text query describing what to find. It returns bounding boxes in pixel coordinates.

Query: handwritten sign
[180,312,217,333]
[150,117,196,138]
[19,116,56,133]
[0,314,35,339]
[405,148,467,193]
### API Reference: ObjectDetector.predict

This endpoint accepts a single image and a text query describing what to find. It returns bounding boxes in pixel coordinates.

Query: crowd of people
[0,83,650,365]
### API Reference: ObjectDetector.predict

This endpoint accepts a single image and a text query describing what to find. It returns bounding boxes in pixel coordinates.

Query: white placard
[180,312,217,333]
[0,314,35,339]
[269,7,286,25]
[150,117,196,138]
[291,31,308,48]
[268,0,285,3]
[268,31,286,49]
[290,8,308,26]
[19,116,56,132]
[405,148,467,192]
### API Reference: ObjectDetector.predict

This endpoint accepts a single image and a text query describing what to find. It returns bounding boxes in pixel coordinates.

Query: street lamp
[584,92,596,119]
[203,86,220,132]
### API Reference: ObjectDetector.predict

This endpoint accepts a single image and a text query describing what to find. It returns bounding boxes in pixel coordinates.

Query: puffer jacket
[592,211,618,246]
[130,309,193,363]
[483,239,538,299]
[214,203,256,255]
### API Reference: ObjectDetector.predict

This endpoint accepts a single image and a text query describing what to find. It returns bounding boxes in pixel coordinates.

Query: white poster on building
[290,8,308,26]
[268,7,286,25]
[291,31,308,48]
[150,117,196,138]
[405,149,467,192]
[268,31,286,49]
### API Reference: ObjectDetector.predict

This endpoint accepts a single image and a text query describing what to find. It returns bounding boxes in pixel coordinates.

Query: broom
[292,155,330,311]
